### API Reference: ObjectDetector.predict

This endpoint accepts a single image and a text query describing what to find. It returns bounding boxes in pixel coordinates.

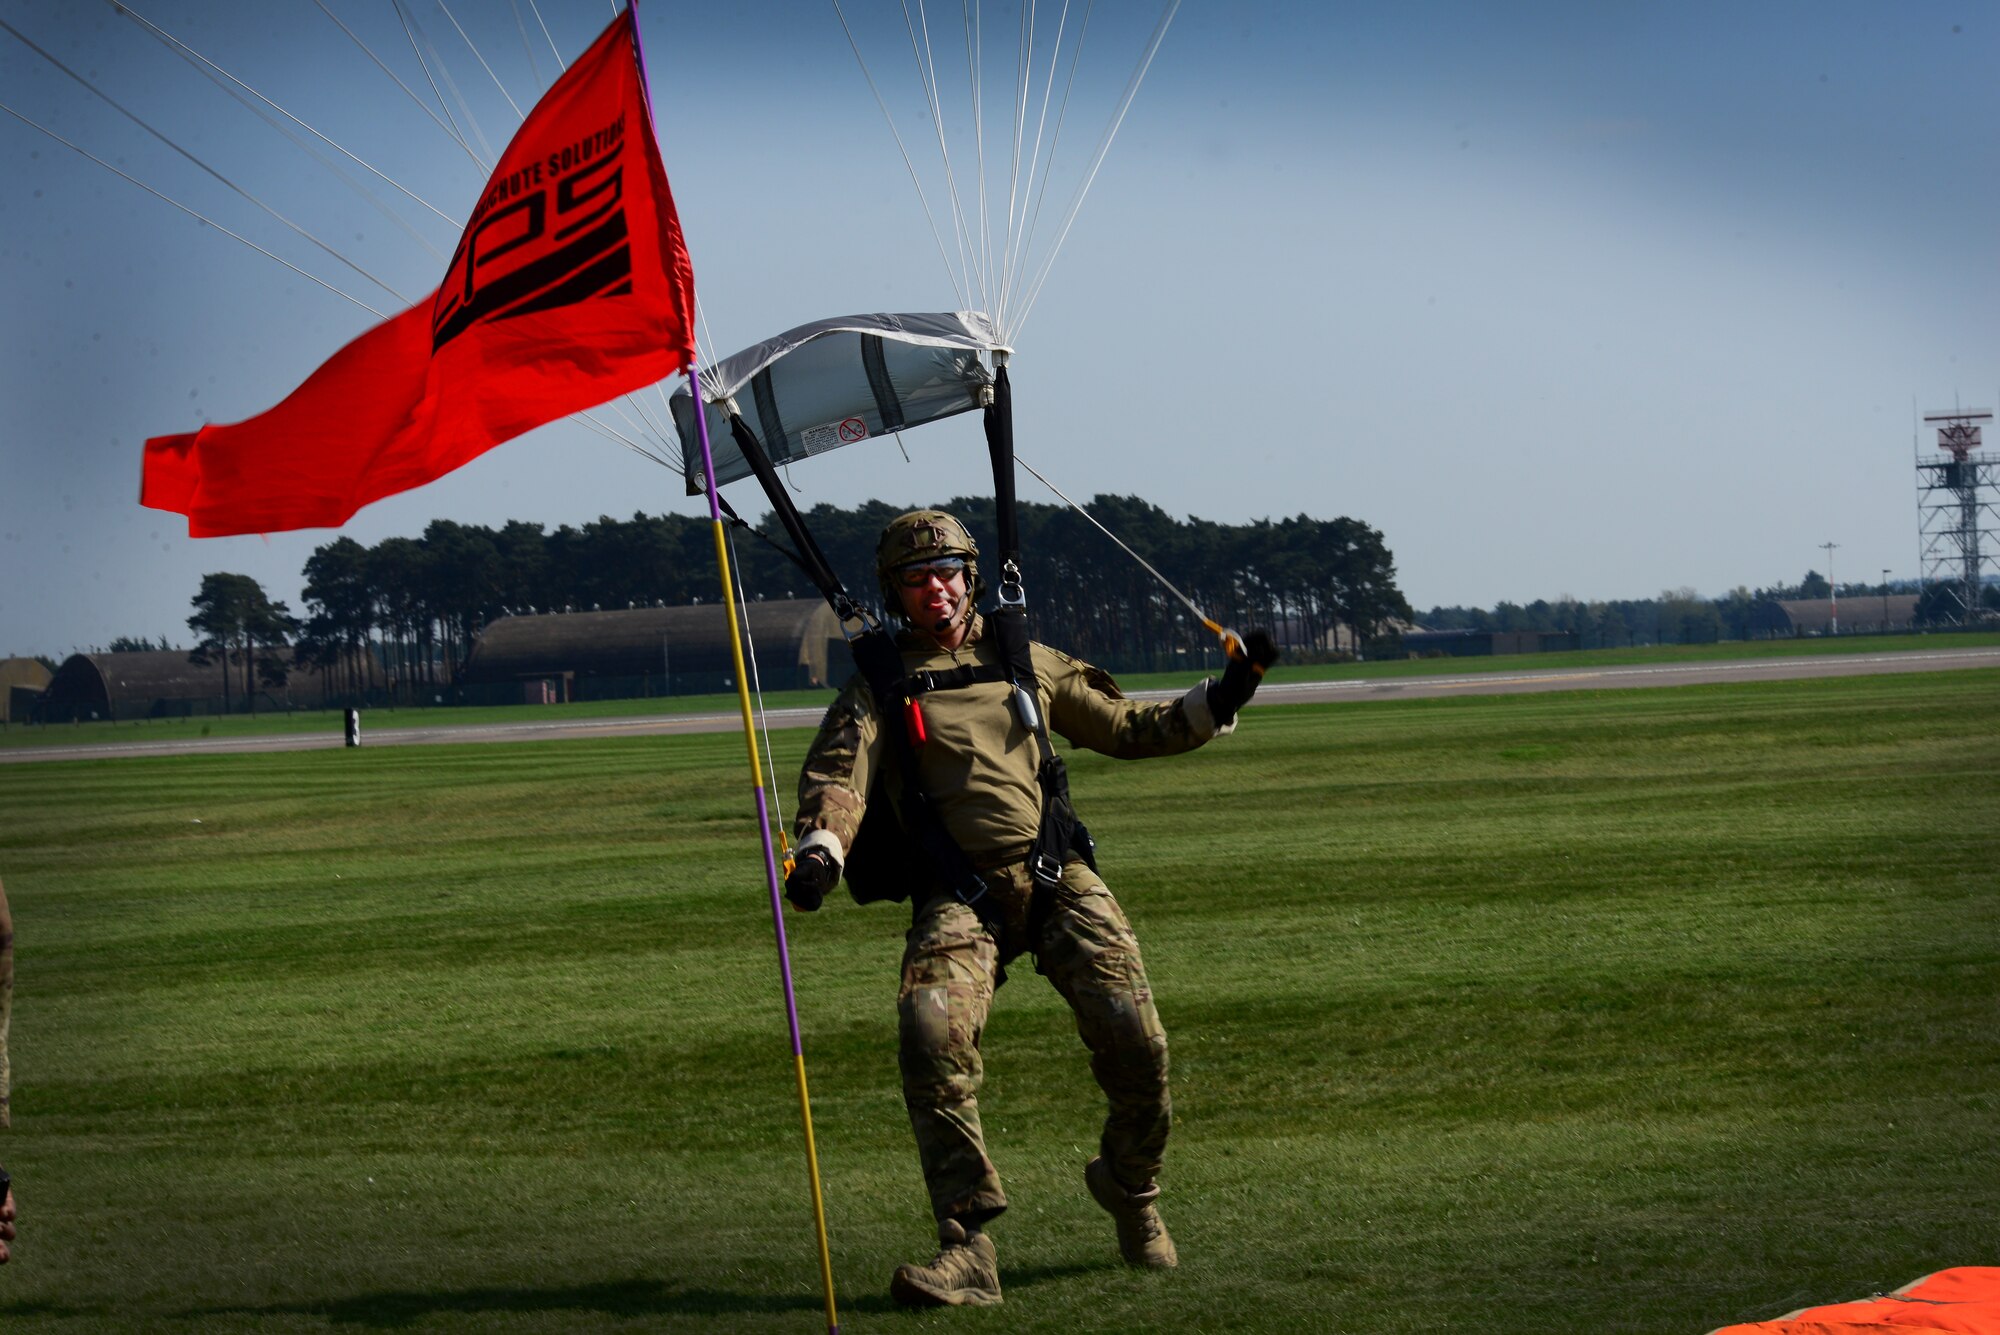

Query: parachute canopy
[671,311,1000,495]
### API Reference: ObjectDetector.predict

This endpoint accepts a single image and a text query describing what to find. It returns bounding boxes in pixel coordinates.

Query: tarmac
[4,645,1997,764]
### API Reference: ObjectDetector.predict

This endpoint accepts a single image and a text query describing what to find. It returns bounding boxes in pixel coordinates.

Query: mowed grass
[0,670,1995,1333]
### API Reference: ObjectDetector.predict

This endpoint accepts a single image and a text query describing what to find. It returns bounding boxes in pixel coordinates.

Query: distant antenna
[1915,408,1997,626]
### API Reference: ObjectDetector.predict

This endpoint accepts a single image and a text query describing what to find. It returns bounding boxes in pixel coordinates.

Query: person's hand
[785,848,837,912]
[1206,630,1280,728]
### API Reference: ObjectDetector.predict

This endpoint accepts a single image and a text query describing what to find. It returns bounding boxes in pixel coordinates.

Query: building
[0,658,51,724]
[456,600,846,701]
[1751,595,1918,637]
[38,648,359,721]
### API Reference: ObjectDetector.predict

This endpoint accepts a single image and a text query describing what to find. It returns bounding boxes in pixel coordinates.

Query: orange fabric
[142,11,695,538]
[1708,1269,2000,1335]
[1709,1325,1961,1335]
[1903,1274,2000,1305]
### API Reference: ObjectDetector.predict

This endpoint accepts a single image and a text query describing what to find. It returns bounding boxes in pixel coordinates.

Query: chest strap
[850,631,1002,943]
[906,663,1009,697]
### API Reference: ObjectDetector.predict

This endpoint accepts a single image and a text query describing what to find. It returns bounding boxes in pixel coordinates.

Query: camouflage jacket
[794,613,1228,869]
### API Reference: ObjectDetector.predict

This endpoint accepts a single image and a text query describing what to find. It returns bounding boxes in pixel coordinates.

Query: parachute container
[671,311,1001,495]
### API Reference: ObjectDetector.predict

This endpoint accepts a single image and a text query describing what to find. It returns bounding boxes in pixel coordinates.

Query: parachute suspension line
[0,101,391,320]
[509,0,547,90]
[693,294,729,375]
[645,382,690,463]
[666,300,733,475]
[390,0,499,167]
[994,0,1032,331]
[899,0,978,310]
[996,0,1032,325]
[999,0,1089,336]
[571,404,682,473]
[1015,452,1244,657]
[1008,0,1178,343]
[526,0,568,73]
[624,396,689,472]
[433,0,527,121]
[0,16,414,306]
[830,0,968,313]
[583,398,684,474]
[110,2,461,238]
[310,0,486,171]
[962,1,997,315]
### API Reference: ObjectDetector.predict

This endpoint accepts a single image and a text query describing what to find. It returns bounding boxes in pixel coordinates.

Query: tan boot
[889,1218,1003,1307]
[1086,1156,1179,1268]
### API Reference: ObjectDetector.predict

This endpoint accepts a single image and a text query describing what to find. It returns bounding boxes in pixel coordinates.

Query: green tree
[1714,586,1757,641]
[301,537,375,702]
[187,573,287,713]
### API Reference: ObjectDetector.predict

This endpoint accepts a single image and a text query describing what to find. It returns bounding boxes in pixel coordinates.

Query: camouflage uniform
[795,613,1228,1227]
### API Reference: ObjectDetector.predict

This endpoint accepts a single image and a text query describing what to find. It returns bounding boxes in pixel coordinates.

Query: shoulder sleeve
[1036,643,1226,759]
[793,672,881,867]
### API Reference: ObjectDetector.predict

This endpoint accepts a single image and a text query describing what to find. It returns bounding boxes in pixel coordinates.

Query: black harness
[713,364,1094,960]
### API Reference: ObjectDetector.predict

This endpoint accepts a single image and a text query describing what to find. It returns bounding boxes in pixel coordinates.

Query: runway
[5,645,1996,764]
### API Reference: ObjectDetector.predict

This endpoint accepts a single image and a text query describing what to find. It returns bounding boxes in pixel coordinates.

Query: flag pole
[695,374,839,1334]
[625,5,838,1331]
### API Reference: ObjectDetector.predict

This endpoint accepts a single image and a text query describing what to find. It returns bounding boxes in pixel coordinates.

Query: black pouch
[841,774,925,905]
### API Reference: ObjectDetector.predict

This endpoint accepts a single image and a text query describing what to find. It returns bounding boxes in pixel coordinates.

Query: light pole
[1882,568,1891,631]
[1820,541,1840,634]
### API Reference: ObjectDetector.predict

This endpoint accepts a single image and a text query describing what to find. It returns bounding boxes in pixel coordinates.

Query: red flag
[142,12,695,537]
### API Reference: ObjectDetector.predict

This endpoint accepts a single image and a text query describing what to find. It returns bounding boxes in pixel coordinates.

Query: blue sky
[3,1,1995,658]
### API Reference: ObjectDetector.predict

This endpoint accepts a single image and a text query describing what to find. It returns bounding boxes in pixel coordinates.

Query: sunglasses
[892,558,967,588]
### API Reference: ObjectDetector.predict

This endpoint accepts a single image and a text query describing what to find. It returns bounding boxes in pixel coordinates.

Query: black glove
[785,847,837,912]
[1206,629,1279,728]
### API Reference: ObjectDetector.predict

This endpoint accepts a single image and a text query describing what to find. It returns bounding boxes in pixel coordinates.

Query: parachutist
[790,510,1278,1307]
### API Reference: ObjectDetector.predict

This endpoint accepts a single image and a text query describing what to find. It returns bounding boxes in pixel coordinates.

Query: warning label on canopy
[801,417,870,455]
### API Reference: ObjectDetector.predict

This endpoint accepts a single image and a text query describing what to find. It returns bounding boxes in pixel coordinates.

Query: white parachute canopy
[669,311,1002,495]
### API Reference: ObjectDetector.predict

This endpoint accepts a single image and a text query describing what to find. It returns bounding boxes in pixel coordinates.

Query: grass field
[1,669,1995,1332]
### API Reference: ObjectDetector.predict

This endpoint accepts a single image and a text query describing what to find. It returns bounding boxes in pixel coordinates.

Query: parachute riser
[982,361,1026,610]
[722,410,884,636]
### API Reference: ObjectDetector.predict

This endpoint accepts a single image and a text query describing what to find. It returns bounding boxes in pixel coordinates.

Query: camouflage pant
[897,859,1170,1227]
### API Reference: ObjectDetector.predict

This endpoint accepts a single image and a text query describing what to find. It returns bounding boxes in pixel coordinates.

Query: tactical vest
[840,605,1096,957]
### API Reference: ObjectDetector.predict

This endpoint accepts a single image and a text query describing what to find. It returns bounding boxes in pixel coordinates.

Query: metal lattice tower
[1916,409,1998,625]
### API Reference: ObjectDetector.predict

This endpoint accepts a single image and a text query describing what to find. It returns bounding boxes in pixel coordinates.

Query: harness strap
[986,604,1096,908]
[725,412,861,622]
[907,663,1009,696]
[850,630,1012,958]
[722,351,1092,967]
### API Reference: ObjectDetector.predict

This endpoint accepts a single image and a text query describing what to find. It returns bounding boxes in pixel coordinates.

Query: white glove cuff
[1183,678,1235,738]
[797,828,845,871]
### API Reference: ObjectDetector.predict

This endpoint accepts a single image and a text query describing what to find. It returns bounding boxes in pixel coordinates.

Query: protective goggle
[891,557,968,588]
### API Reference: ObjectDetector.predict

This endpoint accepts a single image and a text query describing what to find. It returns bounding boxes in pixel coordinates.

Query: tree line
[764,496,1413,668]
[150,500,1411,703]
[1417,569,1975,647]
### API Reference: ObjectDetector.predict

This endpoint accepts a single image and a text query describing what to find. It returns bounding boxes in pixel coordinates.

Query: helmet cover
[876,509,983,611]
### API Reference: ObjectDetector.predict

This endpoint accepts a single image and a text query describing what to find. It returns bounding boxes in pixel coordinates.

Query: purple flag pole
[627,5,838,1331]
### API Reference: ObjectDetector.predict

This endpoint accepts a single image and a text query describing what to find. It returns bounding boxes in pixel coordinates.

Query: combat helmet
[876,509,984,612]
